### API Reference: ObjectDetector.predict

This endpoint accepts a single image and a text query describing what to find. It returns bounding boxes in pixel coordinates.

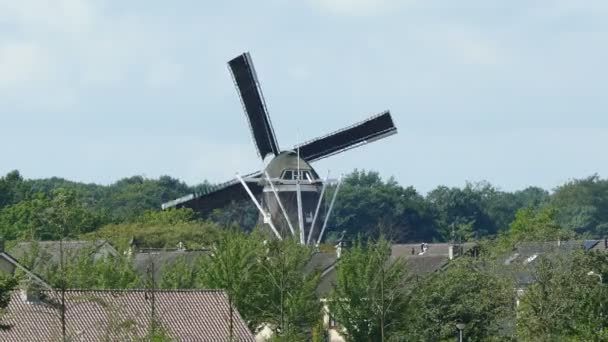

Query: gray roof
[0,289,254,341]
[0,251,51,289]
[501,240,606,286]
[9,240,118,267]
[133,249,209,283]
[315,243,475,296]
[586,239,608,252]
[305,251,337,274]
[264,151,317,179]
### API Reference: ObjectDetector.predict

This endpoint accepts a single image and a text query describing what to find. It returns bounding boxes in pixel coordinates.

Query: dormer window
[282,170,294,180]
[280,170,313,182]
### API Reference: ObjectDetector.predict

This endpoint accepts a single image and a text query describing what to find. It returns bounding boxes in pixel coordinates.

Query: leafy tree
[426,183,497,240]
[197,229,266,332]
[0,170,26,210]
[208,201,259,232]
[329,170,437,242]
[0,193,51,240]
[137,208,196,225]
[517,251,608,341]
[0,274,17,320]
[497,206,573,252]
[40,249,140,289]
[0,188,104,240]
[259,238,322,341]
[551,174,608,237]
[330,236,409,341]
[160,256,201,289]
[401,255,515,341]
[87,220,221,251]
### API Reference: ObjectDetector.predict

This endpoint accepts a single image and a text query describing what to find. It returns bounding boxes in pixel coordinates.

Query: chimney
[19,286,41,304]
[336,241,342,259]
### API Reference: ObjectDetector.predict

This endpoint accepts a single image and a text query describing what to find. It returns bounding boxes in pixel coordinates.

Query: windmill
[162,52,397,245]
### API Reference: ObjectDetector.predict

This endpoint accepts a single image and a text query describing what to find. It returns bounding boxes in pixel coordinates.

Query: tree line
[2,169,608,244]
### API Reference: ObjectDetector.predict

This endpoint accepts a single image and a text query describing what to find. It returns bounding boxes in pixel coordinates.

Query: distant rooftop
[0,289,254,341]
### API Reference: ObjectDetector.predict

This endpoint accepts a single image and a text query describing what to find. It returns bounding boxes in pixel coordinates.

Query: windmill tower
[162,52,398,245]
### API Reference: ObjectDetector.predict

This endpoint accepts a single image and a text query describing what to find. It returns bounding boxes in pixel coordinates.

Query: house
[9,240,118,269]
[0,289,255,341]
[0,241,52,290]
[315,242,476,298]
[502,239,607,303]
[309,242,475,342]
[133,248,209,284]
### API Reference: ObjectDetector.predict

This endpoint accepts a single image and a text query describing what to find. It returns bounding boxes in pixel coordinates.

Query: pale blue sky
[1,0,607,193]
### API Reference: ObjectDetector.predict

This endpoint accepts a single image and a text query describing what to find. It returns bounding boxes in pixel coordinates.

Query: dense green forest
[1,169,608,244]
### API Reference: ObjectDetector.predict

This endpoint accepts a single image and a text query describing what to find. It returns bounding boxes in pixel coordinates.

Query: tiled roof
[0,289,254,342]
[9,240,118,266]
[305,251,337,274]
[315,243,474,296]
[0,251,51,289]
[133,250,209,283]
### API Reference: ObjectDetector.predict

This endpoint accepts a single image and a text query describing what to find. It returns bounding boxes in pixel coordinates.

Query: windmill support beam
[296,181,305,245]
[317,174,343,245]
[236,173,282,240]
[307,171,329,245]
[264,171,296,237]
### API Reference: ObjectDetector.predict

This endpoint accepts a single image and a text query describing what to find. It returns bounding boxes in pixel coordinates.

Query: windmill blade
[295,111,397,162]
[228,52,280,159]
[161,171,263,214]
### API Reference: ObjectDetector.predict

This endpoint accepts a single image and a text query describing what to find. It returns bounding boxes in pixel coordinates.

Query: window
[282,170,293,180]
[281,170,313,181]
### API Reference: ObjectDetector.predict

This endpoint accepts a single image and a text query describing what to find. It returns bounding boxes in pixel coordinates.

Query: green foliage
[0,189,105,240]
[516,251,608,341]
[330,236,409,341]
[259,238,322,341]
[4,171,198,224]
[427,182,499,240]
[0,274,17,316]
[26,246,140,289]
[160,256,201,289]
[0,193,51,240]
[401,255,515,341]
[208,201,259,232]
[330,170,437,242]
[0,170,26,211]
[87,220,221,251]
[197,229,266,331]
[2,169,606,244]
[137,208,196,225]
[497,206,573,252]
[551,174,608,237]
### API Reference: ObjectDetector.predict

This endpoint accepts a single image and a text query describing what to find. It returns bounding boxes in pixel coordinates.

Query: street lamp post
[456,323,465,342]
[588,271,604,332]
[588,271,603,284]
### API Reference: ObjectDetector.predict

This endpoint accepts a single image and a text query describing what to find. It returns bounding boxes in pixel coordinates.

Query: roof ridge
[28,288,227,293]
